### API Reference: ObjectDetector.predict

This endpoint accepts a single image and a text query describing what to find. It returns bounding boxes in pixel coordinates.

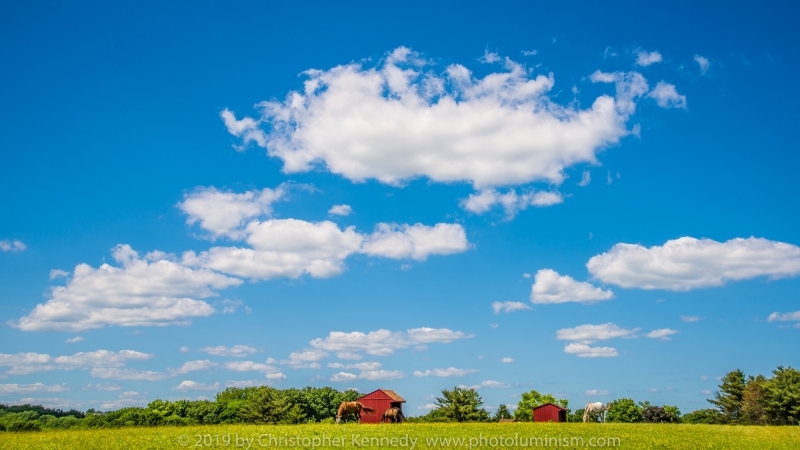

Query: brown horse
[336,401,375,423]
[382,407,406,423]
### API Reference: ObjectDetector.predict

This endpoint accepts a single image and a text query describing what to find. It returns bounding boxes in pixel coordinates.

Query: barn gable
[532,403,567,423]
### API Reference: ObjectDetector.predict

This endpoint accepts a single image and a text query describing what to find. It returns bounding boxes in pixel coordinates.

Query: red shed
[358,389,405,423]
[532,403,567,423]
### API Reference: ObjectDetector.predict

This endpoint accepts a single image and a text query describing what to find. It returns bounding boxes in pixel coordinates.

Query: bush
[8,421,42,432]
[606,398,642,423]
[682,408,726,424]
[642,406,677,423]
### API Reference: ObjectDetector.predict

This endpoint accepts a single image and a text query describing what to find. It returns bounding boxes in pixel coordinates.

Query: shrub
[606,398,642,423]
[8,421,42,432]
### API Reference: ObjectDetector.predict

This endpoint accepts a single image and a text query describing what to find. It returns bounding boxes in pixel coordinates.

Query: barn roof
[533,402,566,411]
[381,389,406,402]
[360,389,406,402]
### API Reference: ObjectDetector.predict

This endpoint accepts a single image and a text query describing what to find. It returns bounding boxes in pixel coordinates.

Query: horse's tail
[397,410,406,422]
[360,403,376,414]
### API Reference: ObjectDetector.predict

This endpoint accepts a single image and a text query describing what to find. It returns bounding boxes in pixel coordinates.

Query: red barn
[532,403,567,423]
[358,389,405,423]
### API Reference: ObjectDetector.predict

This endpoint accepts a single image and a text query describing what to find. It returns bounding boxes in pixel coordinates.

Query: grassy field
[2,423,799,450]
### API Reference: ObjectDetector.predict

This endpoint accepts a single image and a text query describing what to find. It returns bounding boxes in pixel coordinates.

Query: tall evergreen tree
[494,404,512,420]
[741,375,769,425]
[764,366,800,425]
[708,369,745,422]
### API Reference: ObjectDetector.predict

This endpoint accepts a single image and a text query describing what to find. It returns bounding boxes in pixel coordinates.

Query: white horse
[583,402,609,423]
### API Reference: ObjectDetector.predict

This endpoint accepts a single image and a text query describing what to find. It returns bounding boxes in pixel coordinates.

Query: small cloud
[65,336,84,343]
[701,390,712,395]
[501,357,514,363]
[217,299,242,314]
[681,315,700,323]
[648,82,687,109]
[173,380,221,391]
[578,171,591,187]
[522,273,531,278]
[0,239,26,253]
[200,345,258,357]
[585,389,610,396]
[636,50,663,67]
[328,204,353,216]
[336,352,362,361]
[646,328,679,340]
[400,264,412,271]
[700,375,708,380]
[413,367,478,378]
[492,301,531,314]
[694,55,711,74]
[180,346,190,353]
[418,403,436,410]
[489,323,499,329]
[479,49,502,64]
[607,171,613,185]
[521,49,537,56]
[49,269,69,280]
[480,380,510,389]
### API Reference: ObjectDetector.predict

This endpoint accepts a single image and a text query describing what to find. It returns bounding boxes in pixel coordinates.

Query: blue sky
[1,0,799,413]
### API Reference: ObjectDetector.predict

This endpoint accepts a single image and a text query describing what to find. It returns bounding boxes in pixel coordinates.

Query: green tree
[681,408,725,424]
[764,366,800,425]
[493,404,512,421]
[239,387,293,424]
[741,375,769,425]
[708,369,745,423]
[568,408,585,423]
[513,390,569,422]
[433,387,490,422]
[606,398,642,423]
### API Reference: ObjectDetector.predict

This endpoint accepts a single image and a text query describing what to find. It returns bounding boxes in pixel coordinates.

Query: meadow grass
[2,422,799,449]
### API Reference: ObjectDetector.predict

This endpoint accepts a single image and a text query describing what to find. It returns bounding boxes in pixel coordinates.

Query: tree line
[1,365,797,431]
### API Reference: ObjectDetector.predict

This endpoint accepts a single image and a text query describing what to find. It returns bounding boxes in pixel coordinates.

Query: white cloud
[646,328,679,340]
[585,389,610,396]
[694,55,711,74]
[225,380,265,388]
[178,185,287,239]
[492,301,531,314]
[521,49,537,56]
[310,327,472,356]
[636,50,663,67]
[587,237,800,291]
[199,345,258,357]
[701,389,712,395]
[330,372,358,383]
[180,346,190,353]
[522,273,531,278]
[65,337,84,343]
[480,380,510,388]
[413,367,478,377]
[681,315,700,323]
[0,383,69,395]
[767,311,800,323]
[501,357,514,363]
[461,189,563,218]
[223,47,647,190]
[358,370,406,381]
[336,352,362,360]
[328,204,352,216]
[170,360,217,375]
[282,349,328,369]
[418,403,437,410]
[0,350,152,375]
[0,239,26,252]
[578,171,591,187]
[83,383,122,391]
[589,70,649,115]
[361,223,468,261]
[15,245,241,332]
[173,380,221,391]
[328,362,382,371]
[563,343,618,358]
[185,219,467,280]
[556,323,639,344]
[648,82,687,109]
[90,367,170,381]
[530,269,614,304]
[222,360,281,374]
[49,269,69,280]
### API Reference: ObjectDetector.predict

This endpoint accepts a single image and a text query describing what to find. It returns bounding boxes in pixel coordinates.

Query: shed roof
[381,389,406,402]
[532,402,566,411]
